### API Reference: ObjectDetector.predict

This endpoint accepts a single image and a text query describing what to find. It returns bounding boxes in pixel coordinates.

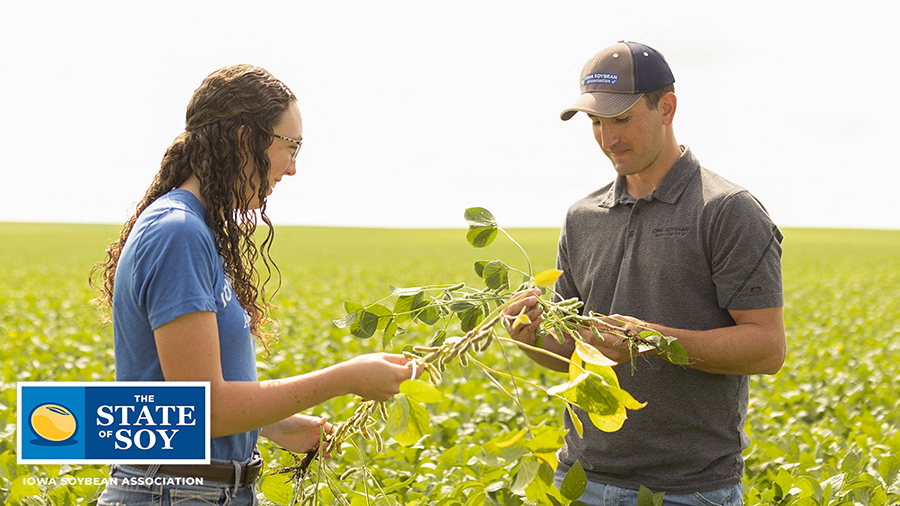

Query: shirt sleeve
[709,190,785,310]
[131,213,219,330]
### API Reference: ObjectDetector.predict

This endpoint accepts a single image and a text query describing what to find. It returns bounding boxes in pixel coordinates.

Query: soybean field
[0,223,898,505]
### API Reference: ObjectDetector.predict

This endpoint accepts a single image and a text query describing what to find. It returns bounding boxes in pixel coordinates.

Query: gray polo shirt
[554,146,783,493]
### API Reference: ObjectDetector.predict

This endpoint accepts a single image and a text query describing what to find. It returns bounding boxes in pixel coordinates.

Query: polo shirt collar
[597,145,699,208]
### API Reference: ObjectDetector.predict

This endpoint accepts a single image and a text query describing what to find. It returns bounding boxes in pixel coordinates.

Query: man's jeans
[554,470,743,506]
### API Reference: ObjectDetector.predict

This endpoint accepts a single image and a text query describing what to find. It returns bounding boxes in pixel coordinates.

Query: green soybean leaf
[9,476,40,503]
[459,305,484,332]
[560,460,587,501]
[386,394,410,436]
[878,453,900,489]
[332,311,357,329]
[394,291,424,324]
[413,299,440,325]
[637,485,665,506]
[388,395,430,447]
[474,260,489,278]
[355,304,391,339]
[464,207,497,227]
[259,474,293,505]
[466,225,499,248]
[390,285,424,296]
[383,317,398,349]
[354,310,378,338]
[481,260,510,290]
[661,339,690,365]
[400,379,443,404]
[511,459,541,493]
[448,300,477,313]
[335,301,363,329]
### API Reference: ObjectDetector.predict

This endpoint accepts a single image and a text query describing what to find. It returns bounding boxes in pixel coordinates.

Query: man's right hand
[503,288,544,346]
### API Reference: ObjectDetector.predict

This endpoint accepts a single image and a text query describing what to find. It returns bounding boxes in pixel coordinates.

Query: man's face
[589,95,671,177]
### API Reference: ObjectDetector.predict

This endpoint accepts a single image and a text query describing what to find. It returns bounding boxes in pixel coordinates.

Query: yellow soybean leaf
[533,269,564,287]
[574,340,617,368]
[566,403,584,439]
[589,404,628,433]
[495,428,528,448]
[513,313,532,329]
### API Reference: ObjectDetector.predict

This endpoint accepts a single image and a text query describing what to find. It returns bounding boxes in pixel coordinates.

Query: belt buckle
[242,456,264,487]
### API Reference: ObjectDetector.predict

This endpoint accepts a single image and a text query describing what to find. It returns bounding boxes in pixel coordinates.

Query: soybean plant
[272,207,689,504]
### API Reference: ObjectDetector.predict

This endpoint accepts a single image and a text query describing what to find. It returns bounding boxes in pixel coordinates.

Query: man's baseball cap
[560,41,675,121]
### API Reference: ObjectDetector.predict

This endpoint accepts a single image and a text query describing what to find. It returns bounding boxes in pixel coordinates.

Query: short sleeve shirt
[554,147,783,493]
[112,189,260,462]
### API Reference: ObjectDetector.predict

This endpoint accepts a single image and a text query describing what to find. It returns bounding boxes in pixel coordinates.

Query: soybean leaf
[354,303,391,339]
[464,207,497,227]
[332,310,357,329]
[390,285,425,296]
[383,317,398,349]
[386,394,410,437]
[549,371,638,432]
[566,403,584,439]
[533,269,564,288]
[387,394,430,447]
[525,425,566,455]
[394,291,424,324]
[494,428,528,449]
[481,260,510,290]
[413,299,440,325]
[637,486,665,506]
[355,310,379,338]
[474,260,489,278]
[878,453,900,488]
[560,460,587,501]
[459,305,484,332]
[259,475,293,505]
[511,459,540,493]
[467,225,499,248]
[448,300,477,313]
[400,379,443,404]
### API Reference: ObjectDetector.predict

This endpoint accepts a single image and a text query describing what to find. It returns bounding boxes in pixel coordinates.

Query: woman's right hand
[342,353,417,402]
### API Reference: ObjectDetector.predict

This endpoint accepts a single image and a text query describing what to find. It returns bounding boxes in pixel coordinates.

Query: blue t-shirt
[112,189,260,461]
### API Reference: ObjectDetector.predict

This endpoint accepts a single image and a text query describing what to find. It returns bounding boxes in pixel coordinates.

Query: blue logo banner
[17,382,210,464]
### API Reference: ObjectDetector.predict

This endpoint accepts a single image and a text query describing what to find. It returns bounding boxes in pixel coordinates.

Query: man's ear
[660,92,677,125]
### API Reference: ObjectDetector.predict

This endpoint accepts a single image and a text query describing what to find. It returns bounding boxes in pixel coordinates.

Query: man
[507,41,785,505]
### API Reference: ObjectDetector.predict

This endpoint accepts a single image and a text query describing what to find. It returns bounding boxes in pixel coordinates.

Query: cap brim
[560,92,644,121]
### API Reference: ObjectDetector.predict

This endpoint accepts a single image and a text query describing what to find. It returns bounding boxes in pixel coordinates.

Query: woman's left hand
[261,414,334,454]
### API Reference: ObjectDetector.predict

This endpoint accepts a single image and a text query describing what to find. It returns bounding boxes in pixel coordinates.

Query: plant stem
[500,227,532,278]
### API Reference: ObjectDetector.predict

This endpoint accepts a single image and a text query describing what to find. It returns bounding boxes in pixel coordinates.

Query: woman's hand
[261,414,333,454]
[343,353,418,402]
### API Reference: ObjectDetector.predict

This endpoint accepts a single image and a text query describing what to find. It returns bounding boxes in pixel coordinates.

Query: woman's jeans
[553,469,743,506]
[97,460,258,506]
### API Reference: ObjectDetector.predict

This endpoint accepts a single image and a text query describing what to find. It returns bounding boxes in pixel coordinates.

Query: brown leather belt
[133,457,263,487]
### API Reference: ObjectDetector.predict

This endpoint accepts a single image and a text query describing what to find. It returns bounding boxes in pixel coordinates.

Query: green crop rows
[1,223,898,505]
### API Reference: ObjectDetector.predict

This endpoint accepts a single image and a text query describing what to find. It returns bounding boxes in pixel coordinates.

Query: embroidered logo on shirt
[651,226,690,238]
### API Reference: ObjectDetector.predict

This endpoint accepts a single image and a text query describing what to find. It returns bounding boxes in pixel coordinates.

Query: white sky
[2,1,898,229]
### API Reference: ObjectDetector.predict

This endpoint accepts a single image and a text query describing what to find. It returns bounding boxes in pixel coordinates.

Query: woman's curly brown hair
[91,64,296,353]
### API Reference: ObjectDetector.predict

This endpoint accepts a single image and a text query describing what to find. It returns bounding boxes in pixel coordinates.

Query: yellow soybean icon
[30,404,77,442]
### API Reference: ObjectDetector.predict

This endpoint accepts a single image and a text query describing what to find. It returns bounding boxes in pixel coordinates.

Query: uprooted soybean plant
[265,208,688,506]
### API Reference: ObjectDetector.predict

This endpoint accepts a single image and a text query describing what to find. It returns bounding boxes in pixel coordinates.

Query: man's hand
[578,314,649,365]
[503,289,544,345]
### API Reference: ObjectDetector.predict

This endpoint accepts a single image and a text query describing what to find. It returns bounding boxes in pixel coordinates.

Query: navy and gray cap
[560,41,675,120]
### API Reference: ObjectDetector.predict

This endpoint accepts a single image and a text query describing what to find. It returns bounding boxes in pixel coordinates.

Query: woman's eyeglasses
[273,133,303,161]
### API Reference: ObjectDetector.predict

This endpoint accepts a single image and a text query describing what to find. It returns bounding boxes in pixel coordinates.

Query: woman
[91,64,414,505]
